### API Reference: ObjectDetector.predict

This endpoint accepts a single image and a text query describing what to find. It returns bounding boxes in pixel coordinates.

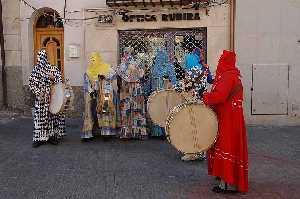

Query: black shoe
[32,141,44,148]
[212,186,226,193]
[48,136,59,145]
[212,177,221,186]
[212,184,238,194]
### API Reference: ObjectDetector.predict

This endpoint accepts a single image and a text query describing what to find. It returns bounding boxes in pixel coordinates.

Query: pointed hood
[87,52,110,81]
[185,47,204,70]
[36,49,50,68]
[216,50,240,76]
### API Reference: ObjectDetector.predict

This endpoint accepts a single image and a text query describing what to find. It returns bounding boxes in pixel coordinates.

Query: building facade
[1,0,300,125]
[235,0,300,125]
[1,0,23,110]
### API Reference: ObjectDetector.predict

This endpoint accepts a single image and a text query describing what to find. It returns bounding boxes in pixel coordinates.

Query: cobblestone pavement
[0,114,299,199]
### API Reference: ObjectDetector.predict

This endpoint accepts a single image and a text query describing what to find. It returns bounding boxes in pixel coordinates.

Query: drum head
[147,89,186,127]
[166,102,218,154]
[49,83,65,114]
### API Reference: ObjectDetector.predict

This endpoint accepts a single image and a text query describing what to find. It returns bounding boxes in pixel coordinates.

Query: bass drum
[147,89,187,127]
[166,102,218,154]
[49,82,74,114]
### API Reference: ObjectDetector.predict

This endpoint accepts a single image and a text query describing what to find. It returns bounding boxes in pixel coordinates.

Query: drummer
[176,47,214,161]
[29,49,66,148]
[203,50,248,193]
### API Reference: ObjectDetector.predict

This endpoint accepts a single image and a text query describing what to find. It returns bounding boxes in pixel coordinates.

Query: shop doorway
[34,9,64,76]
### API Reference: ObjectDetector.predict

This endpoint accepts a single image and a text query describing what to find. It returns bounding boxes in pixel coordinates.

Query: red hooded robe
[203,50,248,192]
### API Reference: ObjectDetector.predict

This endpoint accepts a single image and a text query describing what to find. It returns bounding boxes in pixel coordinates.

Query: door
[35,28,64,76]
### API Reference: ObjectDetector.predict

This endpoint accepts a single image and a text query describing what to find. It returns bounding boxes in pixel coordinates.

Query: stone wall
[6,66,25,110]
[1,0,25,111]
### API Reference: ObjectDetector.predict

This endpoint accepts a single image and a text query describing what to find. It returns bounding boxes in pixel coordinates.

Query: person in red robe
[203,50,248,193]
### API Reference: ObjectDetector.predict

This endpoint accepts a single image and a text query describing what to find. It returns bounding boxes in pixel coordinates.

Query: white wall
[20,0,65,85]
[84,4,231,75]
[17,0,300,124]
[20,0,231,87]
[235,0,300,125]
[20,0,106,86]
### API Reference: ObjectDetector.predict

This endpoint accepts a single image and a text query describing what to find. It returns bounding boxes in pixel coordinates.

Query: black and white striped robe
[29,50,66,142]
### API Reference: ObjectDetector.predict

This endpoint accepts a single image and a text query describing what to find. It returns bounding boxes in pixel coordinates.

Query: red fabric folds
[203,50,248,192]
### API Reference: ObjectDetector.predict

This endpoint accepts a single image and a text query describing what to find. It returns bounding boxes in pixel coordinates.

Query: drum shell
[166,102,218,154]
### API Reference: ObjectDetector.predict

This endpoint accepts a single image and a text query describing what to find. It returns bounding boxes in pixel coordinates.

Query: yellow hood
[87,52,110,81]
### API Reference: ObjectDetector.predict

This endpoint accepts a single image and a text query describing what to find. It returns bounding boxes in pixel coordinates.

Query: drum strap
[228,84,242,100]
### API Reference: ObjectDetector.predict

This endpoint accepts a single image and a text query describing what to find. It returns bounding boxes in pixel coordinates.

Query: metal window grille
[118,28,207,67]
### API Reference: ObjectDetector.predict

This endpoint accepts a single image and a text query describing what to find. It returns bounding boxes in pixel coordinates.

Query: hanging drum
[147,89,187,127]
[166,101,218,154]
[49,82,74,114]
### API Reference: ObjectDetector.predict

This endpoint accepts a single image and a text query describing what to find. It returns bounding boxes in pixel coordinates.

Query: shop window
[118,28,207,68]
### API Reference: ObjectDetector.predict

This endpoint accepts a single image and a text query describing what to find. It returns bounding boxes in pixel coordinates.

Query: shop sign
[121,12,201,22]
[122,14,157,22]
[162,13,200,21]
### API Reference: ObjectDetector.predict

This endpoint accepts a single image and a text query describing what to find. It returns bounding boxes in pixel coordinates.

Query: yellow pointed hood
[87,52,110,81]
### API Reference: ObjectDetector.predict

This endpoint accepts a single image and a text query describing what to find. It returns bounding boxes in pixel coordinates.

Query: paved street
[0,113,299,199]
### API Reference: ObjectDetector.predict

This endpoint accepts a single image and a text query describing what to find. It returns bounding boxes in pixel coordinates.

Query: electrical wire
[20,0,229,21]
[19,0,229,27]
